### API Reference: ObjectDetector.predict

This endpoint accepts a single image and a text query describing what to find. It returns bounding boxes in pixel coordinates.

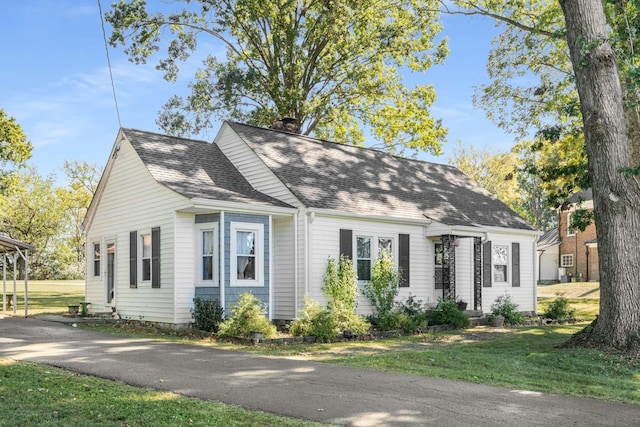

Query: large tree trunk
[560,0,640,351]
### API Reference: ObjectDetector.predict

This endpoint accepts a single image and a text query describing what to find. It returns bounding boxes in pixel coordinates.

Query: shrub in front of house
[427,297,471,329]
[218,292,277,339]
[191,297,225,332]
[290,295,370,342]
[321,255,359,310]
[544,294,576,321]
[362,250,400,322]
[491,293,526,326]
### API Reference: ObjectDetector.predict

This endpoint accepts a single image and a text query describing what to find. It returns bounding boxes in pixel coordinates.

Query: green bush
[191,297,225,332]
[544,294,576,320]
[427,298,471,329]
[362,250,400,319]
[397,294,426,317]
[289,295,324,337]
[290,295,370,342]
[376,310,423,332]
[218,292,277,338]
[321,255,359,310]
[491,294,525,326]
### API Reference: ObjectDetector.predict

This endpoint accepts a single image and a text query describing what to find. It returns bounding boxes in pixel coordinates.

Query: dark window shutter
[152,227,161,288]
[512,242,520,287]
[129,231,137,288]
[399,234,410,287]
[482,240,492,288]
[339,229,352,259]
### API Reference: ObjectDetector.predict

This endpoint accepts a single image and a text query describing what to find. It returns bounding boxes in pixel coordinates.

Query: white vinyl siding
[85,138,191,322]
[273,217,295,319]
[307,215,431,315]
[215,124,300,207]
[481,233,537,314]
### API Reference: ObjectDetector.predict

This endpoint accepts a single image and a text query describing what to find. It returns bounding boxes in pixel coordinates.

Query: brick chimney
[270,117,301,134]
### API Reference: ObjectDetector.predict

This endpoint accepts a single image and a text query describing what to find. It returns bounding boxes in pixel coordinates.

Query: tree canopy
[106,0,448,154]
[451,0,640,204]
[0,109,32,190]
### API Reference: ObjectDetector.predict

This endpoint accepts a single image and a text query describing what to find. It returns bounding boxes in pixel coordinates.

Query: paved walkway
[1,316,638,426]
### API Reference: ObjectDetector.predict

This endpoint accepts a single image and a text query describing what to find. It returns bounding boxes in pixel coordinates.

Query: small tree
[191,297,225,333]
[362,250,400,319]
[218,292,277,338]
[321,255,358,310]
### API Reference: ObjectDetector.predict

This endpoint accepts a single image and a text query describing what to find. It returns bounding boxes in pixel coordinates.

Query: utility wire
[98,0,122,129]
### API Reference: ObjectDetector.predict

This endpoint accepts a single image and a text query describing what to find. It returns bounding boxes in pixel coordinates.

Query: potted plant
[489,314,504,327]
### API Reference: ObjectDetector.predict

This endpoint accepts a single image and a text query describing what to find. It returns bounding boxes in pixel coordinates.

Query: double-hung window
[356,236,372,280]
[130,227,160,288]
[492,245,509,283]
[196,224,218,285]
[93,243,101,277]
[356,236,395,281]
[230,222,264,287]
[141,233,152,282]
[566,212,576,236]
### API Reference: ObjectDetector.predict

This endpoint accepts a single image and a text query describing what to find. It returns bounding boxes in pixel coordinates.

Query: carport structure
[0,235,35,317]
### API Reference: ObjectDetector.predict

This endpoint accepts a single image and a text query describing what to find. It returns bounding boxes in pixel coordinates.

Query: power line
[97,0,122,129]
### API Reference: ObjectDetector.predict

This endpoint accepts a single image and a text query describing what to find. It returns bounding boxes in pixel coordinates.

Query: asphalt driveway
[0,316,638,426]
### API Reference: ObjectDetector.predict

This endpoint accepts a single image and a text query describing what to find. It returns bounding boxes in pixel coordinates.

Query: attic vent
[270,117,301,134]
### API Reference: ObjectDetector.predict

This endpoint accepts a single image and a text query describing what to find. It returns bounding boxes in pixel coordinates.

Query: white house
[84,122,539,325]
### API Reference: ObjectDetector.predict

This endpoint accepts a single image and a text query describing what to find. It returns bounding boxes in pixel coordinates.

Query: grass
[1,280,84,315]
[232,324,640,405]
[537,281,600,320]
[0,359,325,427]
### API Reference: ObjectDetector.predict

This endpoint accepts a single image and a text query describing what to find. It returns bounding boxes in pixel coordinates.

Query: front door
[106,242,115,305]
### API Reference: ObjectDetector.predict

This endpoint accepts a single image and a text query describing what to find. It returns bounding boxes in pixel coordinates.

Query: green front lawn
[0,359,325,427]
[1,280,84,315]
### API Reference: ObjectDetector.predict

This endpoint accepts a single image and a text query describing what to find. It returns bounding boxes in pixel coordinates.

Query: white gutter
[189,198,297,216]
[306,207,433,226]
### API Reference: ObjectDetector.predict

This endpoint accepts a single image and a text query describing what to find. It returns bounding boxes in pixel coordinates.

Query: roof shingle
[123,128,291,209]
[229,122,534,230]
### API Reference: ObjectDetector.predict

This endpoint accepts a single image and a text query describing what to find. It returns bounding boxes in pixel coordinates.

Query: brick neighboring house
[558,189,599,282]
[537,189,599,283]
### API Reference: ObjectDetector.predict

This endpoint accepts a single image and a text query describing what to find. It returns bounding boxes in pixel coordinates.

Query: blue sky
[1,1,512,184]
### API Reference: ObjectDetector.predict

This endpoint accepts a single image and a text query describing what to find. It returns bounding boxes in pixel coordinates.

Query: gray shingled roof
[537,228,560,250]
[123,128,292,209]
[567,188,593,204]
[229,122,534,230]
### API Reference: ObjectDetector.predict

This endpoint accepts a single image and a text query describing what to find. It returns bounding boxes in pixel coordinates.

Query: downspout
[304,211,310,295]
[293,211,299,317]
[269,215,274,320]
[173,211,178,325]
[220,211,225,314]
[533,239,538,315]
[585,245,590,282]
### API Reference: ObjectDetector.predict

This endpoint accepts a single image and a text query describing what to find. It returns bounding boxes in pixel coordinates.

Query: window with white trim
[561,254,574,267]
[196,224,218,286]
[356,235,395,281]
[230,222,264,287]
[141,233,151,282]
[93,242,101,277]
[566,212,576,236]
[356,236,372,280]
[492,245,509,283]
